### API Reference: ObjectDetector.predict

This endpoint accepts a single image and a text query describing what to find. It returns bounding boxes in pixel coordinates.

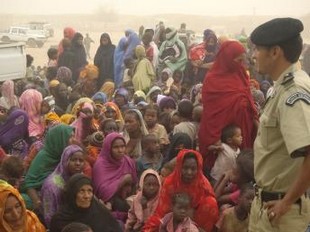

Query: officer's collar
[274,63,298,88]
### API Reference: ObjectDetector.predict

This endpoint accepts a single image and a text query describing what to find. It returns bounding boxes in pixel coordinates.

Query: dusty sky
[1,0,310,16]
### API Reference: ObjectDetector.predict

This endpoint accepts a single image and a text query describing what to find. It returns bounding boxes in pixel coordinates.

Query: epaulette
[281,72,294,85]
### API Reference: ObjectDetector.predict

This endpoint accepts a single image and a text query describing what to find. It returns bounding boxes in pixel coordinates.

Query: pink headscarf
[0,80,19,109]
[19,89,44,137]
[58,27,76,55]
[70,102,94,142]
[93,132,137,202]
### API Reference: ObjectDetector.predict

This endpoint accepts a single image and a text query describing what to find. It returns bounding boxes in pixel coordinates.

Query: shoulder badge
[286,92,310,106]
[281,72,294,85]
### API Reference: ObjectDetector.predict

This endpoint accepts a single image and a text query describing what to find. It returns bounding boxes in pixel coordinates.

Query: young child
[159,192,199,232]
[173,100,197,144]
[47,47,58,67]
[217,183,254,232]
[122,58,135,88]
[210,124,242,182]
[137,134,163,177]
[170,70,183,97]
[85,131,105,167]
[143,104,169,148]
[158,68,174,94]
[214,149,254,208]
[125,169,161,232]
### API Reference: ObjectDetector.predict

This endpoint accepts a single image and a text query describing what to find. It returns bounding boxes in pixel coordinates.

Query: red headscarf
[143,149,218,232]
[199,40,258,169]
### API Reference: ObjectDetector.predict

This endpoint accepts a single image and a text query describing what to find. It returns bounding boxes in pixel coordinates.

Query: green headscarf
[24,124,74,190]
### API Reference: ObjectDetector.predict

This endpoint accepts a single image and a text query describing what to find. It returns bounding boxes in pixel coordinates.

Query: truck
[0,42,26,82]
[0,26,47,48]
[26,21,54,37]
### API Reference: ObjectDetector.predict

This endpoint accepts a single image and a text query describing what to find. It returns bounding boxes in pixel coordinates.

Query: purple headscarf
[41,144,84,226]
[51,144,84,181]
[92,132,137,202]
[56,66,73,85]
[0,109,29,149]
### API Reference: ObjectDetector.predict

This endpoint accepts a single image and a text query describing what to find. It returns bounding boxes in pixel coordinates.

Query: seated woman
[0,108,29,158]
[144,149,219,232]
[22,124,74,211]
[123,109,149,159]
[19,89,45,141]
[41,145,85,227]
[93,132,137,224]
[0,181,46,232]
[50,174,121,232]
[71,101,97,144]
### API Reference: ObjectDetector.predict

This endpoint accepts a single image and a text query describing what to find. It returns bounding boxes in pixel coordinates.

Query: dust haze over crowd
[1,0,310,16]
[1,0,310,66]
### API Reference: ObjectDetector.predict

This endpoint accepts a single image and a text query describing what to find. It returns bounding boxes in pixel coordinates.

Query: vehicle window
[19,29,26,35]
[11,28,18,34]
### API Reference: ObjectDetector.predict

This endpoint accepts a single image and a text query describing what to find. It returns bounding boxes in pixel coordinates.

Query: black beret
[250,17,303,46]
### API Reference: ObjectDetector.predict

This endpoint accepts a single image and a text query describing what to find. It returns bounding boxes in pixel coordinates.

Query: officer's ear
[269,45,282,60]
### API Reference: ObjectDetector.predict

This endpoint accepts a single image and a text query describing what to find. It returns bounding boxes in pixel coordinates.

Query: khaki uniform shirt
[254,64,310,192]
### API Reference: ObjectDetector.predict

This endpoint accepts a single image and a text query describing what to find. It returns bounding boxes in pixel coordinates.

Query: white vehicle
[0,26,47,48]
[26,22,54,37]
[0,42,26,82]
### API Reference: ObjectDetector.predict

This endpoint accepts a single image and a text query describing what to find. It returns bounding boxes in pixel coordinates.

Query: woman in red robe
[199,40,258,170]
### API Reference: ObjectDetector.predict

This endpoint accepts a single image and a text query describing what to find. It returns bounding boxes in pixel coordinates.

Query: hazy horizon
[1,0,310,17]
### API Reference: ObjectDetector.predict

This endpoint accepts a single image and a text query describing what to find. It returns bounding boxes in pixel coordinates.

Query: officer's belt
[254,185,303,205]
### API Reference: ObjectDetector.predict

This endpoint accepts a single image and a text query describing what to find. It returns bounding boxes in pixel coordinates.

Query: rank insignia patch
[286,92,310,106]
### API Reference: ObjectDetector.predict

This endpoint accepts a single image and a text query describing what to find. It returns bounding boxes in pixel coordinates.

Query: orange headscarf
[0,181,46,232]
[103,102,124,124]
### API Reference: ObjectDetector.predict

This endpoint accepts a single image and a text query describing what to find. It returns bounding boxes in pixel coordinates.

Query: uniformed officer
[249,18,310,232]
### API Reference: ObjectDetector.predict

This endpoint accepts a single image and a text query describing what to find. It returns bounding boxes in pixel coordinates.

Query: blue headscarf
[123,30,141,61]
[92,92,108,104]
[114,37,128,88]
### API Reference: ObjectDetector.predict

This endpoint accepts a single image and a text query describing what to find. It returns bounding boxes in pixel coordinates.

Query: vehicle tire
[27,38,37,48]
[36,41,44,48]
[1,36,10,42]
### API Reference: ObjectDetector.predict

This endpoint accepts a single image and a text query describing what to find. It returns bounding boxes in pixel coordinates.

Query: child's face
[41,100,51,115]
[143,174,160,199]
[144,109,157,128]
[103,121,118,136]
[147,139,160,154]
[161,72,169,82]
[173,72,182,83]
[172,199,191,222]
[58,84,68,99]
[104,106,117,119]
[192,106,203,122]
[114,94,126,107]
[150,90,161,103]
[238,189,255,213]
[231,128,243,147]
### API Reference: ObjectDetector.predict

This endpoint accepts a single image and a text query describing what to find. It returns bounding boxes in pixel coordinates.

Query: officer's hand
[264,199,291,224]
